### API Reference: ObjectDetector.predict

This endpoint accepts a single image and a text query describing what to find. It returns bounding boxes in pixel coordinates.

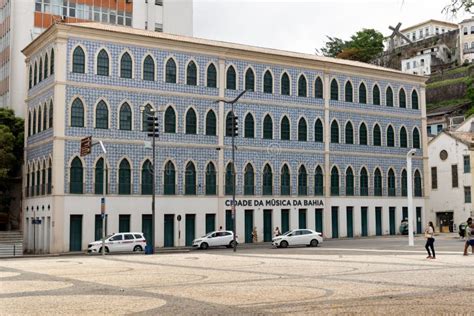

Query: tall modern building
[23,22,428,253]
[0,0,193,116]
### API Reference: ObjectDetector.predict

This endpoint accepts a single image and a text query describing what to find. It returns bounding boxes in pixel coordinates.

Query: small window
[72,46,85,73]
[226,66,236,90]
[207,63,217,88]
[263,115,273,139]
[330,79,339,100]
[71,99,84,127]
[452,164,458,188]
[345,81,353,102]
[263,70,273,93]
[244,113,254,138]
[431,167,437,189]
[186,61,197,86]
[97,49,110,76]
[298,118,307,141]
[373,85,381,105]
[345,122,353,144]
[359,123,367,145]
[120,52,132,78]
[399,88,406,108]
[143,55,155,81]
[245,68,255,91]
[314,119,323,142]
[165,58,177,83]
[331,121,339,143]
[464,155,471,173]
[359,83,367,104]
[411,90,419,110]
[298,75,307,97]
[373,124,381,146]
[314,77,323,99]
[387,126,395,147]
[281,73,290,95]
[465,187,471,203]
[280,116,290,140]
[386,86,393,107]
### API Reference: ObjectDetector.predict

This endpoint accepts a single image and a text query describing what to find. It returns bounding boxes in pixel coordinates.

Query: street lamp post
[406,149,416,246]
[216,90,248,252]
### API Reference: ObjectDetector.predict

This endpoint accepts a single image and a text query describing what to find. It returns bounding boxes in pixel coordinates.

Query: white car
[87,232,147,253]
[272,229,323,248]
[192,230,238,249]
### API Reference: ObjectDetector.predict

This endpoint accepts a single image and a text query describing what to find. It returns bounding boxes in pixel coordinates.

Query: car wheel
[98,247,109,253]
[200,242,209,250]
[229,240,236,248]
[133,245,143,252]
[280,240,288,248]
[310,239,319,247]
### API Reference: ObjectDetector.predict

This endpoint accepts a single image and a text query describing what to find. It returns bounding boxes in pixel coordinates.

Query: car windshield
[281,230,294,236]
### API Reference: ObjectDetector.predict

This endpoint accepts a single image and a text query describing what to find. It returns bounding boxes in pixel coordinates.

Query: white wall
[163,0,193,36]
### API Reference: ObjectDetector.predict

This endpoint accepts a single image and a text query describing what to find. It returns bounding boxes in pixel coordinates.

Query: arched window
[42,104,47,131]
[374,168,382,196]
[331,167,339,196]
[164,107,176,133]
[32,109,37,134]
[206,63,217,88]
[119,102,132,130]
[41,162,46,194]
[314,119,323,142]
[331,120,339,143]
[387,125,395,147]
[330,79,339,100]
[360,168,368,196]
[185,108,197,134]
[143,55,155,81]
[386,86,394,107]
[50,49,54,74]
[263,115,273,139]
[345,122,354,144]
[36,168,40,195]
[262,164,273,195]
[359,123,367,145]
[281,164,290,195]
[27,112,31,136]
[298,75,307,97]
[120,52,132,78]
[28,66,32,89]
[72,46,85,73]
[281,72,290,95]
[263,70,273,93]
[38,107,42,132]
[95,158,108,194]
[245,68,255,91]
[373,124,381,146]
[298,165,308,195]
[244,113,254,138]
[141,104,153,132]
[141,160,152,195]
[44,54,48,79]
[414,170,422,197]
[97,49,109,76]
[225,163,234,195]
[71,98,84,127]
[399,88,406,108]
[186,61,197,86]
[39,59,43,82]
[70,157,83,194]
[164,161,176,195]
[280,116,290,140]
[359,83,367,104]
[185,162,196,195]
[118,159,131,195]
[165,58,177,83]
[47,159,52,194]
[49,101,53,128]
[34,63,37,85]
[225,111,234,137]
[400,127,408,148]
[205,110,216,136]
[345,81,353,102]
[244,164,255,195]
[95,101,108,129]
[315,166,324,195]
[412,90,419,110]
[226,66,236,90]
[413,128,420,149]
[298,118,307,141]
[315,77,323,99]
[346,167,354,196]
[388,169,396,196]
[205,162,216,195]
[373,84,381,105]
[402,169,408,196]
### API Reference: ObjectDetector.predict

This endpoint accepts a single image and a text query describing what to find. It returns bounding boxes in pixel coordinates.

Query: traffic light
[147,116,159,138]
[226,113,238,137]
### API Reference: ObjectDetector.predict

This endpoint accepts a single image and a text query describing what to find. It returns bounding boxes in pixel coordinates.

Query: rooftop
[400,19,459,33]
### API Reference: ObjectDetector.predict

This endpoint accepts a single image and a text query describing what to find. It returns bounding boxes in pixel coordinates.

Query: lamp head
[407,149,416,157]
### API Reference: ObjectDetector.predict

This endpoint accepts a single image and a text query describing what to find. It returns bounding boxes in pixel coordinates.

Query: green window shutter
[143,55,155,81]
[97,49,109,76]
[262,164,273,195]
[164,161,176,195]
[186,61,197,86]
[399,89,406,108]
[72,47,85,73]
[314,167,324,196]
[141,160,153,195]
[374,169,382,196]
[411,90,419,109]
[298,118,307,141]
[359,83,367,104]
[345,81,353,102]
[281,73,290,95]
[373,125,381,146]
[205,163,217,195]
[298,166,307,196]
[331,167,339,196]
[118,159,131,195]
[345,122,353,144]
[164,107,176,133]
[226,66,236,90]
[244,164,255,195]
[280,116,290,140]
[244,114,254,138]
[360,169,368,196]
[346,168,354,196]
[263,71,273,93]
[185,162,196,195]
[120,53,132,78]
[263,115,273,139]
[70,157,83,194]
[386,87,393,107]
[245,69,255,91]
[119,103,132,130]
[206,110,217,136]
[331,121,339,143]
[207,64,217,88]
[330,79,338,100]
[165,58,177,83]
[373,85,380,105]
[298,75,307,97]
[280,165,291,195]
[96,101,108,129]
[400,127,408,148]
[387,126,395,147]
[315,77,323,99]
[314,119,323,142]
[186,108,197,134]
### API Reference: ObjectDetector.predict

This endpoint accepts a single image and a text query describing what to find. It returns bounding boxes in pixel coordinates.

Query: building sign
[225,198,324,207]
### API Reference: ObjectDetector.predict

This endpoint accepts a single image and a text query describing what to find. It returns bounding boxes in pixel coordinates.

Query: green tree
[444,0,474,14]
[319,29,384,63]
[0,109,24,215]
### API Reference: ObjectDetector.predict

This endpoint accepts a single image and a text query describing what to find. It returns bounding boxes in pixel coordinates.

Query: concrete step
[0,243,23,257]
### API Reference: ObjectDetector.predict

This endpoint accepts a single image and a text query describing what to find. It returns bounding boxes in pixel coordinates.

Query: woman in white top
[424,221,436,259]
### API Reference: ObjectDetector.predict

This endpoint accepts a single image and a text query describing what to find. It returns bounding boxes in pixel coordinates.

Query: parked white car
[87,232,147,253]
[192,230,238,249]
[272,229,323,248]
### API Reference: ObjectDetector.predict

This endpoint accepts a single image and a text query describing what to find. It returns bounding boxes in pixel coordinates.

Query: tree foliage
[444,0,474,14]
[319,29,384,63]
[0,109,24,214]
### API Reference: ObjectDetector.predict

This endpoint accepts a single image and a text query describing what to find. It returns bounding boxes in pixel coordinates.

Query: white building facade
[401,45,451,76]
[392,20,458,49]
[459,17,474,63]
[22,22,428,254]
[1,0,193,117]
[428,118,474,232]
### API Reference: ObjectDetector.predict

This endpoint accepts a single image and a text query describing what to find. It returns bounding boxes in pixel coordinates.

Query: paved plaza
[1,236,473,315]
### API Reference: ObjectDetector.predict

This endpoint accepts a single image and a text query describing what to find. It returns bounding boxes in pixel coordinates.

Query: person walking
[273,227,281,237]
[463,220,473,256]
[424,221,436,259]
[252,227,258,243]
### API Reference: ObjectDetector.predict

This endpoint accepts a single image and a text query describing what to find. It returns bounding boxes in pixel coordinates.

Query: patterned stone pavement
[0,236,473,315]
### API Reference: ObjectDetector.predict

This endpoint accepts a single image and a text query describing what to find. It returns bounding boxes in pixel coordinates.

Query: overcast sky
[193,0,471,54]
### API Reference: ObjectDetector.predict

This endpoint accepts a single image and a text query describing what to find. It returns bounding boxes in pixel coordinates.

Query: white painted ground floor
[23,195,427,253]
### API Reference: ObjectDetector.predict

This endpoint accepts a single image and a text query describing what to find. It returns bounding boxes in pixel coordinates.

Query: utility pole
[406,149,416,246]
[216,90,248,252]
